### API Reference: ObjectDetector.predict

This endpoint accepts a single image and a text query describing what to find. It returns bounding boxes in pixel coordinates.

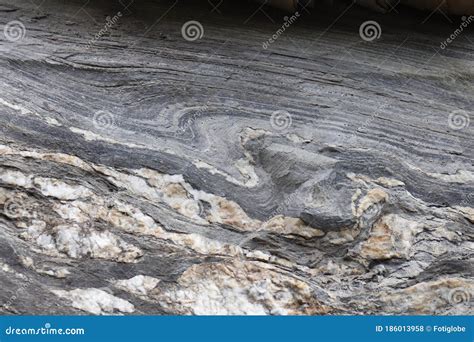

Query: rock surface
[0,0,473,315]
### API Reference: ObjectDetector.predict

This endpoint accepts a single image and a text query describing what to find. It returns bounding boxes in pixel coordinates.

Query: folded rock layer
[0,0,472,315]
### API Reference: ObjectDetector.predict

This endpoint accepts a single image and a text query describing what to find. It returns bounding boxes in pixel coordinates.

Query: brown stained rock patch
[378,278,474,315]
[163,183,188,199]
[356,214,423,261]
[208,198,260,230]
[153,260,331,315]
[455,207,474,224]
[262,216,325,238]
[356,188,389,218]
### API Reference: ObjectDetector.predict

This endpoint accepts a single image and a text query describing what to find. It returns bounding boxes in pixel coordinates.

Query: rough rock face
[0,0,473,315]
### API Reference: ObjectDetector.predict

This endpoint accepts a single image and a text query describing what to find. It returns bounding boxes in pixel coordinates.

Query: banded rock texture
[0,0,473,315]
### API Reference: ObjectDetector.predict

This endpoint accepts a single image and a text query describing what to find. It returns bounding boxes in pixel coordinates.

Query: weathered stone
[0,0,472,316]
